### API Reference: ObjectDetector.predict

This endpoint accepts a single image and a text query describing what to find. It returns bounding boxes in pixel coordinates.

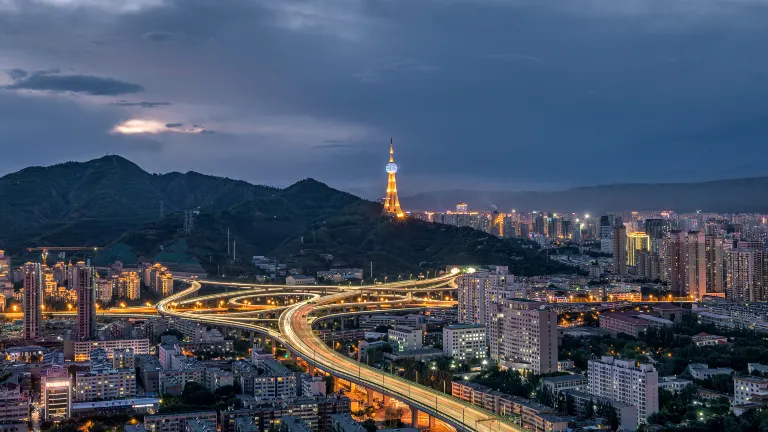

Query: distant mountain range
[400,177,768,213]
[0,156,568,277]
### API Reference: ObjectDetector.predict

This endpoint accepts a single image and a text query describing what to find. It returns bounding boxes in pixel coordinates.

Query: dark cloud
[2,0,768,195]
[4,70,143,95]
[142,31,173,42]
[6,69,28,80]
[165,123,183,128]
[111,100,171,108]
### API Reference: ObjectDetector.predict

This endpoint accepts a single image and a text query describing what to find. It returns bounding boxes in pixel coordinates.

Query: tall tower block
[383,138,404,218]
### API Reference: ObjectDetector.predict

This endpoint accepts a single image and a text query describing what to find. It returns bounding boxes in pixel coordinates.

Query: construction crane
[26,246,102,265]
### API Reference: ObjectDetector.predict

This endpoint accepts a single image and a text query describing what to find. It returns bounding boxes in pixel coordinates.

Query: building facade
[442,324,486,361]
[587,356,659,424]
[23,262,43,340]
[489,300,558,374]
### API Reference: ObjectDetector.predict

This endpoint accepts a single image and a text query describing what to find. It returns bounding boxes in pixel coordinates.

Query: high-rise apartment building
[626,232,650,267]
[587,356,658,425]
[663,230,686,296]
[612,225,627,277]
[71,262,96,340]
[489,300,557,374]
[704,235,725,295]
[117,271,141,300]
[23,262,43,340]
[725,245,768,301]
[457,266,518,327]
[636,251,661,281]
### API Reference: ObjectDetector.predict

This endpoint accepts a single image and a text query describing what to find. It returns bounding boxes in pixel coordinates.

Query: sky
[2,0,768,199]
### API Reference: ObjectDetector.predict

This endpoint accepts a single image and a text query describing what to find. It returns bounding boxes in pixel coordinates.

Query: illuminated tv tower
[383,138,404,218]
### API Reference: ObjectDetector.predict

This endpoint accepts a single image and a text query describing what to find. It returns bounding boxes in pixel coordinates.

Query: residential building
[442,324,486,361]
[64,338,150,361]
[387,326,423,352]
[72,261,96,340]
[205,368,234,393]
[561,389,638,431]
[451,381,570,432]
[691,332,728,347]
[75,350,137,401]
[540,374,587,394]
[185,419,216,432]
[658,376,693,393]
[489,299,558,374]
[113,348,136,369]
[685,364,734,380]
[278,416,311,432]
[457,267,521,339]
[637,251,661,280]
[285,275,316,286]
[734,376,768,406]
[725,246,768,301]
[95,278,114,302]
[587,356,659,424]
[117,271,141,300]
[23,262,43,340]
[0,382,29,432]
[144,411,218,432]
[328,413,365,432]
[599,313,650,337]
[612,225,627,277]
[626,232,650,267]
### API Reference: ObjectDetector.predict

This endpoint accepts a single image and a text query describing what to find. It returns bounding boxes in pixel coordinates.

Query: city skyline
[3,0,768,197]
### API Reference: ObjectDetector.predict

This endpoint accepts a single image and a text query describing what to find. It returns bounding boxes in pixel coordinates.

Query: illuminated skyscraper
[382,139,404,218]
[23,262,43,340]
[72,262,96,341]
[626,232,650,266]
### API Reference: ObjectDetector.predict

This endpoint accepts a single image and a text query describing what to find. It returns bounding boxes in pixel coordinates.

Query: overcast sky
[2,0,768,198]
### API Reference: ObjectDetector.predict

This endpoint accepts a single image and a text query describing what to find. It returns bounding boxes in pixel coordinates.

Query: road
[157,276,520,432]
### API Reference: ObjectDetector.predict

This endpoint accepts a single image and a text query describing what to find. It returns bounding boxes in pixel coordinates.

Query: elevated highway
[157,276,519,432]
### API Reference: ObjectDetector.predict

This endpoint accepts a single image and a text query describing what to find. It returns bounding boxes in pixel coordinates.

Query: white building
[587,356,659,424]
[204,368,233,393]
[286,275,316,286]
[734,376,768,406]
[75,351,137,402]
[442,324,486,361]
[457,267,522,336]
[387,326,423,352]
[489,300,558,374]
[685,363,734,380]
[64,338,150,361]
[541,374,588,394]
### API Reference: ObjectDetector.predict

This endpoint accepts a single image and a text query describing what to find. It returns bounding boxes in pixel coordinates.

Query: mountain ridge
[400,176,768,213]
[0,156,571,277]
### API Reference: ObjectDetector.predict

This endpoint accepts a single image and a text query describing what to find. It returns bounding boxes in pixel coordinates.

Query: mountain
[114,179,568,276]
[400,177,768,213]
[0,156,571,277]
[0,155,275,248]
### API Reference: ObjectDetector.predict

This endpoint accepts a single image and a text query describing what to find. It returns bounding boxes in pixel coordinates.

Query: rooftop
[541,374,587,383]
[445,324,485,330]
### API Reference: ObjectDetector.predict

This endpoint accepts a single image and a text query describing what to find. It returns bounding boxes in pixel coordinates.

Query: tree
[565,394,576,416]
[361,419,377,432]
[584,398,595,418]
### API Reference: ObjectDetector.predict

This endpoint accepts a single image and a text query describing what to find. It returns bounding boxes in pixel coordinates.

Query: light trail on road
[156,276,520,432]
